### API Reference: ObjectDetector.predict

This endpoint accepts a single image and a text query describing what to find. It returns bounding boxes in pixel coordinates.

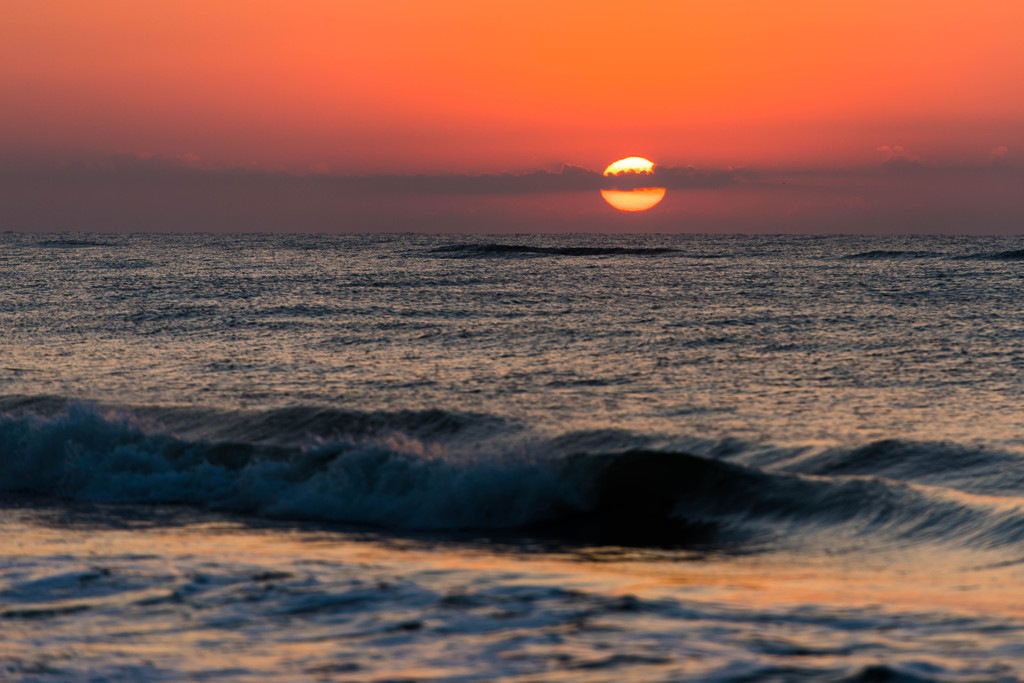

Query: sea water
[2,233,1024,681]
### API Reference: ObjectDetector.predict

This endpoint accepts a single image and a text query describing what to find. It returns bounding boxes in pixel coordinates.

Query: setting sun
[601,156,666,212]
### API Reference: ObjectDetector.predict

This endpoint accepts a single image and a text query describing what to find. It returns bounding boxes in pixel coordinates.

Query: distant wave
[429,244,684,257]
[842,248,1024,262]
[34,239,116,248]
[3,402,1024,552]
[842,250,941,260]
[955,249,1024,261]
[991,249,1024,260]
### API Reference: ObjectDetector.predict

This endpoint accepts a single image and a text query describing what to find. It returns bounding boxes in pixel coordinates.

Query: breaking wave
[2,402,1024,552]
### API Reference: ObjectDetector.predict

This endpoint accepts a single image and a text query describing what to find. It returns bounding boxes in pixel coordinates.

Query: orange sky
[3,0,1023,172]
[2,1,1022,232]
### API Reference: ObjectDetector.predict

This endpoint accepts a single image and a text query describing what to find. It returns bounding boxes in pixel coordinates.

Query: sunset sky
[3,1,1022,232]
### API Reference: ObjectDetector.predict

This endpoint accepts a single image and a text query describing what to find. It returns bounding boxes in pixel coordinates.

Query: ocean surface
[2,232,1024,682]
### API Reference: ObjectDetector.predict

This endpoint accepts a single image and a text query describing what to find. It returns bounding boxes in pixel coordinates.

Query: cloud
[876,145,921,165]
[990,145,1009,163]
[3,150,1022,234]
[25,152,214,180]
[603,166,747,190]
[346,164,747,194]
[4,155,746,195]
[339,164,602,194]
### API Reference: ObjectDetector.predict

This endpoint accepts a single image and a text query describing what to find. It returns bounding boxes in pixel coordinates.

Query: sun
[600,157,666,212]
[603,157,656,176]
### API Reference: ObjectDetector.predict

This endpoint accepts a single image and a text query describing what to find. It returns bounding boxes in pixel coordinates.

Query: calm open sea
[3,232,1024,682]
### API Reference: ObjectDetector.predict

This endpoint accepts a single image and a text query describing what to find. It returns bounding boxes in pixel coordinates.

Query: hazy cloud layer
[2,153,1022,233]
[3,155,746,193]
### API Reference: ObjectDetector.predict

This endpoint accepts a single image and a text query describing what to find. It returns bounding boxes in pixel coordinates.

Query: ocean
[2,232,1024,682]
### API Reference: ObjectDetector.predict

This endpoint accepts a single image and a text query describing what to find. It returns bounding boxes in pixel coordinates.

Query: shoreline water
[4,497,1024,682]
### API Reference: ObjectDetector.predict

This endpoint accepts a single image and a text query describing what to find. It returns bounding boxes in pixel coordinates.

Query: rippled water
[3,233,1024,448]
[2,233,1024,681]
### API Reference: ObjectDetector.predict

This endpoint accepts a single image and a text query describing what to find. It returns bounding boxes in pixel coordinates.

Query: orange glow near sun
[601,157,665,212]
